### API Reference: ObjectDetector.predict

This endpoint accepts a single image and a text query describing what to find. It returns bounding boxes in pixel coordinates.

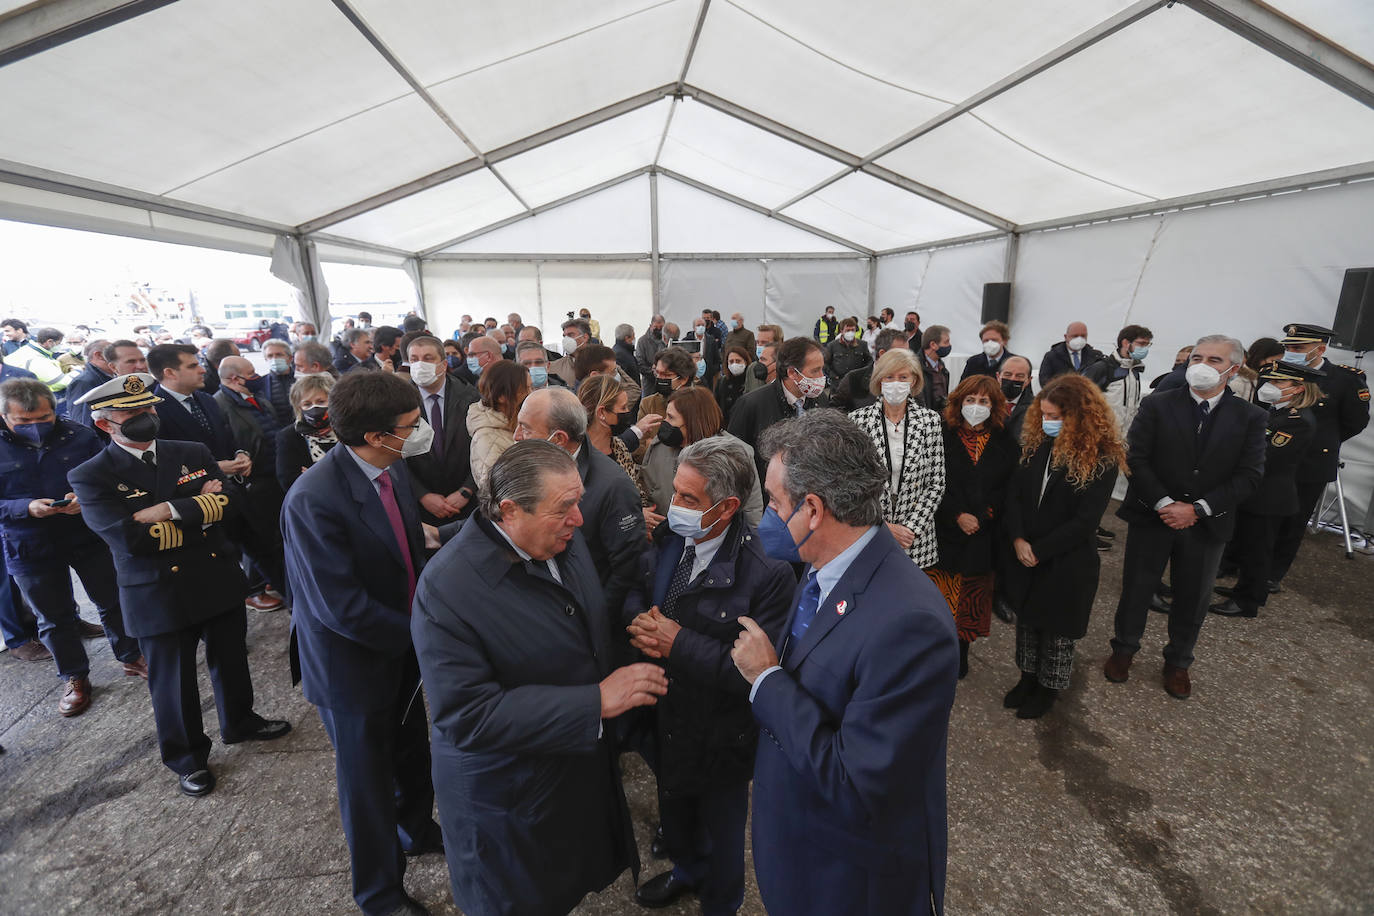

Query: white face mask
[843,330,857,342]
[667,499,723,541]
[409,361,440,387]
[727,361,746,377]
[1067,336,1088,352]
[563,335,580,355]
[792,370,825,399]
[1185,361,1227,392]
[982,340,1002,358]
[382,420,433,458]
[961,402,991,426]
[881,380,911,405]
[1256,382,1284,405]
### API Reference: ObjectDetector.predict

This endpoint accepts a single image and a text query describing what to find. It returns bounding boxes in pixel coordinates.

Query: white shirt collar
[493,520,562,583]
[687,524,728,579]
[810,525,881,606]
[1189,387,1226,410]
[115,439,156,463]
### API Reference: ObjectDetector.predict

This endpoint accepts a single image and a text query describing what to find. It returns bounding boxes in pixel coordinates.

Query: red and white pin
[836,600,847,616]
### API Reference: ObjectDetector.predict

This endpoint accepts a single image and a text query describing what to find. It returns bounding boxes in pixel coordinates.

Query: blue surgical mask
[267,357,290,374]
[755,345,764,359]
[1042,418,1063,437]
[667,499,722,541]
[757,503,812,563]
[695,360,706,379]
[1130,346,1150,361]
[466,356,482,376]
[11,421,53,446]
[1281,349,1309,365]
[529,366,548,388]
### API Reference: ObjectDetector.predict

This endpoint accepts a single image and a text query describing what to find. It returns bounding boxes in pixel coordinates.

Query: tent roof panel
[422,1,694,151]
[1264,0,1374,66]
[496,101,670,207]
[657,175,854,253]
[0,0,415,194]
[173,94,473,226]
[781,172,991,251]
[327,169,523,251]
[971,6,1374,203]
[440,175,651,254]
[657,97,843,209]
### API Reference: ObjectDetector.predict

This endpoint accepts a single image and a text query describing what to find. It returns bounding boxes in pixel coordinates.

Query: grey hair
[515,340,546,359]
[758,409,886,527]
[678,436,755,508]
[543,387,588,444]
[614,323,634,342]
[262,338,292,356]
[486,328,505,342]
[481,439,577,521]
[1195,334,1245,366]
[0,378,56,414]
[343,327,370,347]
[84,338,112,360]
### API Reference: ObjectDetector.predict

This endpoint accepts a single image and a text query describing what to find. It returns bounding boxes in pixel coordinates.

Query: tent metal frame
[2,0,1373,267]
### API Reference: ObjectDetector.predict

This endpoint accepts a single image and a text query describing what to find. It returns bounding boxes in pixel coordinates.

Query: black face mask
[904,320,916,333]
[1000,379,1026,401]
[936,344,952,359]
[657,422,684,448]
[651,328,662,340]
[299,405,329,431]
[115,411,160,443]
[653,377,674,398]
[753,361,769,381]
[609,410,634,436]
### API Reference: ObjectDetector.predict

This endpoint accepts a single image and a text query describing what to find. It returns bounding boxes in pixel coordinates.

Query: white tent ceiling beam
[652,0,714,168]
[423,252,868,263]
[1183,0,1374,111]
[418,168,650,257]
[0,0,177,67]
[309,232,413,261]
[656,166,874,256]
[297,83,677,234]
[877,230,1013,258]
[425,253,650,262]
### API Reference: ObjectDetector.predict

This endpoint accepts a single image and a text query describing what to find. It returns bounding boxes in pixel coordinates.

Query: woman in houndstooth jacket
[850,348,946,569]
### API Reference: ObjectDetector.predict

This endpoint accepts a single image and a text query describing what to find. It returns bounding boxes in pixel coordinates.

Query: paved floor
[1,512,1371,915]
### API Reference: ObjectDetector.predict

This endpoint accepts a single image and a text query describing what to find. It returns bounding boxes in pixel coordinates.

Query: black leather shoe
[1209,598,1257,618]
[992,597,1014,624]
[650,824,667,859]
[1149,593,1171,614]
[1016,686,1058,719]
[1003,674,1037,709]
[635,871,695,908]
[1213,584,1235,598]
[1096,526,1114,540]
[1096,537,1111,552]
[1157,582,1174,599]
[179,769,215,797]
[1267,580,1281,595]
[223,718,292,745]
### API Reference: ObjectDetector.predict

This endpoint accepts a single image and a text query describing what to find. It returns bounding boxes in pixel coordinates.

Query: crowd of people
[0,301,1368,915]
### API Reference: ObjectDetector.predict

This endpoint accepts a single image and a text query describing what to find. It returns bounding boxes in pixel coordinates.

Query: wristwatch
[1191,501,1207,518]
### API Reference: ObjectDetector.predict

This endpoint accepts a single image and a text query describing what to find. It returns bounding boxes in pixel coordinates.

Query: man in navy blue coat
[281,370,440,916]
[730,409,958,915]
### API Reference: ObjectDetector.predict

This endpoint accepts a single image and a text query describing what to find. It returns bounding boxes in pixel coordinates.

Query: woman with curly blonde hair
[1000,374,1126,719]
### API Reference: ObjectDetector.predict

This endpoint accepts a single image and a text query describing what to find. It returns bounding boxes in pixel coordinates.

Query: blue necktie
[1197,399,1210,433]
[662,544,695,619]
[789,573,822,641]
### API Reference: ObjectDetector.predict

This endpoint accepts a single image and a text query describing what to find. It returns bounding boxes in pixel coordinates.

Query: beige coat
[466,401,516,491]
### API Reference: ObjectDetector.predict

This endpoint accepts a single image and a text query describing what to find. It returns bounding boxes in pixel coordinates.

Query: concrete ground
[1,510,1370,915]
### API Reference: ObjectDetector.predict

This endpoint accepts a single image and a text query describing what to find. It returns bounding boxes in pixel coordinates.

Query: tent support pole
[867,257,877,315]
[650,171,662,314]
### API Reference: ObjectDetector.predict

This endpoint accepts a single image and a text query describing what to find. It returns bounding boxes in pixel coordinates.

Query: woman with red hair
[1001,375,1126,719]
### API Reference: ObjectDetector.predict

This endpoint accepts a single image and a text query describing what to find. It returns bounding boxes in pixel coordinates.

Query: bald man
[1039,321,1104,386]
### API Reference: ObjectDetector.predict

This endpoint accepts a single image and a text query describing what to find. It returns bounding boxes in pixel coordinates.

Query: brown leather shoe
[9,640,52,662]
[1103,651,1134,683]
[245,593,284,612]
[76,619,106,639]
[123,656,149,680]
[1162,664,1191,699]
[59,677,92,717]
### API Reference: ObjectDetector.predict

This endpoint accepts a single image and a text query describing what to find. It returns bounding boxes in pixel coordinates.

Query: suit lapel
[1167,390,1199,464]
[337,448,405,569]
[783,529,887,671]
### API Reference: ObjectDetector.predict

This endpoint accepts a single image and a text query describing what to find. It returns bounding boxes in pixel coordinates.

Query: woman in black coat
[712,345,752,423]
[1001,375,1126,719]
[928,375,1018,679]
[273,372,337,493]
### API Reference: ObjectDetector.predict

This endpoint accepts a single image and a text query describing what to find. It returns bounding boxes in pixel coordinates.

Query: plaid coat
[851,399,946,568]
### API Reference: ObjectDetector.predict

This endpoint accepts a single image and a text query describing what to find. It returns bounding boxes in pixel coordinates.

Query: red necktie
[246,395,262,411]
[377,470,417,608]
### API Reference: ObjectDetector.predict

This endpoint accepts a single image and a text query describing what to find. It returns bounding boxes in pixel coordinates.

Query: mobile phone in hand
[49,498,72,508]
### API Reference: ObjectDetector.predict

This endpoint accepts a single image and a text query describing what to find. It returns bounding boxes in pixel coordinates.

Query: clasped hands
[1158,501,1198,530]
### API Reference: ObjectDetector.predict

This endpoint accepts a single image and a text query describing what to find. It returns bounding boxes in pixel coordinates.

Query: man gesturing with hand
[412,439,664,916]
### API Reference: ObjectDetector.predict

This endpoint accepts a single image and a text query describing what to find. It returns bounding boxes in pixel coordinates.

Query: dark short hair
[723,345,751,366]
[1,378,56,414]
[873,328,904,355]
[147,343,197,380]
[667,387,723,443]
[343,327,371,347]
[1244,337,1284,372]
[921,325,950,350]
[329,369,422,446]
[401,315,426,333]
[406,334,445,362]
[573,344,616,381]
[1117,324,1153,349]
[758,409,885,527]
[104,339,140,364]
[561,318,591,339]
[0,318,27,332]
[655,346,695,382]
[357,311,372,322]
[205,339,238,367]
[296,341,333,369]
[373,326,403,350]
[35,327,63,345]
[775,337,822,376]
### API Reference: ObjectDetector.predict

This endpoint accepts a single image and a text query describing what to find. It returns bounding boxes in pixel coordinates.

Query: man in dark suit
[1105,335,1267,699]
[1039,321,1104,386]
[403,335,480,526]
[281,371,441,916]
[1268,322,1370,585]
[625,437,794,912]
[831,328,902,412]
[728,337,830,485]
[998,355,1035,442]
[411,440,665,916]
[70,374,290,797]
[147,345,281,612]
[730,409,958,915]
[256,338,295,422]
[64,339,113,425]
[612,322,640,387]
[960,320,1017,380]
[915,325,952,412]
[335,328,379,374]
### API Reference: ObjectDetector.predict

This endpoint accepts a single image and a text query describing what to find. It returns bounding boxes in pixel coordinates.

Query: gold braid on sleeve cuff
[191,493,229,524]
[148,521,183,551]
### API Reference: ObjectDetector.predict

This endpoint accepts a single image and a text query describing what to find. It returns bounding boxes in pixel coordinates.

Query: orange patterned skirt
[926,569,995,643]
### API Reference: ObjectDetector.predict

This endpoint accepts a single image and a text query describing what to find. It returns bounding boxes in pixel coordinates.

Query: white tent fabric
[764,259,871,336]
[269,235,331,332]
[660,260,768,331]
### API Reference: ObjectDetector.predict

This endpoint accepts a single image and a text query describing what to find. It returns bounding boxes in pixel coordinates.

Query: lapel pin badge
[836,600,847,616]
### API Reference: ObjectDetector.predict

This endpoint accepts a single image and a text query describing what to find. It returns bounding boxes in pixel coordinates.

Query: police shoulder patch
[1271,431,1292,447]
[1359,388,1370,402]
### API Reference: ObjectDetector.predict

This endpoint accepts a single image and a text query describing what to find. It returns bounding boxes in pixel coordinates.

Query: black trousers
[1112,523,1225,669]
[232,478,286,595]
[1270,477,1327,583]
[12,543,140,679]
[316,652,435,916]
[1231,511,1281,612]
[138,605,257,775]
[661,780,749,916]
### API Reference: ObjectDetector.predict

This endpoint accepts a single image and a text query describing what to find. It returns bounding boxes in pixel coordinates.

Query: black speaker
[1333,267,1374,351]
[981,282,1011,324]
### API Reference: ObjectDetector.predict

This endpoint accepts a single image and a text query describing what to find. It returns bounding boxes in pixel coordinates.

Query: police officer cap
[74,373,164,410]
[1260,361,1326,384]
[1279,322,1334,346]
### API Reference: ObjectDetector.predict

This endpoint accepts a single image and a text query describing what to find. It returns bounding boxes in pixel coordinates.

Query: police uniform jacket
[0,419,107,575]
[624,516,794,796]
[1244,405,1317,516]
[69,439,243,637]
[1297,359,1370,483]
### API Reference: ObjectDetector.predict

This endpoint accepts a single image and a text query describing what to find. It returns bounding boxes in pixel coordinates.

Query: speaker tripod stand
[1312,462,1357,559]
